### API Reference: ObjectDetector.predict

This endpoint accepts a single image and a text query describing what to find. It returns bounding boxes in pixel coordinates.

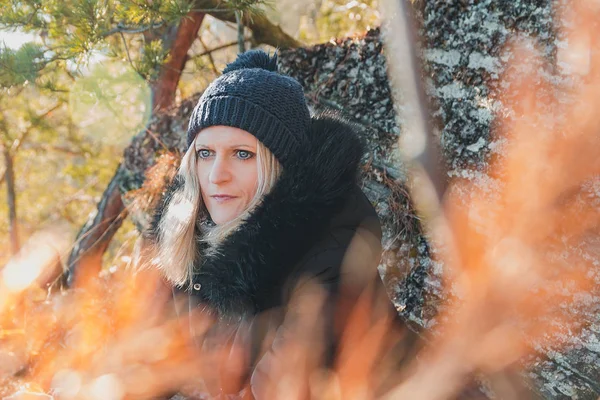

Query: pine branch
[119,31,137,72]
[101,22,165,38]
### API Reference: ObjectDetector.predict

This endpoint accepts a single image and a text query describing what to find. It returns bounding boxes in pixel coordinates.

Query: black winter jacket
[147,112,395,398]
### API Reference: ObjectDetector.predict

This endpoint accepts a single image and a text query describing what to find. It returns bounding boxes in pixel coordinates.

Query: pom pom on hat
[222,49,278,74]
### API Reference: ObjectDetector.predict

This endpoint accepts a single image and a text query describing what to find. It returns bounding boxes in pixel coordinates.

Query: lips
[211,195,237,202]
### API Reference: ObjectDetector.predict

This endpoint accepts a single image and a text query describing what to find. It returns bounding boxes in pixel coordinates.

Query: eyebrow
[195,143,255,149]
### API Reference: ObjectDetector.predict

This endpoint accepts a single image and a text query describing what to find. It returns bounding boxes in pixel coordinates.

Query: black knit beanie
[186,50,311,167]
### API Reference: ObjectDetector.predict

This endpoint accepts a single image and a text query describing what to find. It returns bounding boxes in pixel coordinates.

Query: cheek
[239,164,259,197]
[196,164,210,196]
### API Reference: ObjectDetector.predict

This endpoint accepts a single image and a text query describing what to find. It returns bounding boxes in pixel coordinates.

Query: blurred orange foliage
[1,2,599,399]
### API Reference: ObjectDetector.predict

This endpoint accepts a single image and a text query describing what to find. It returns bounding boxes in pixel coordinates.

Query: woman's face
[194,126,259,225]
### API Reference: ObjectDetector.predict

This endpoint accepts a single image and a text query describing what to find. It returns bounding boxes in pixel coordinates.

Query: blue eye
[237,150,254,160]
[197,149,211,159]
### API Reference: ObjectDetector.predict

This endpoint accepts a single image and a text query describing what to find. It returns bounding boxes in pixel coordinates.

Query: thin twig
[26,143,85,156]
[119,31,136,72]
[191,39,251,60]
[144,128,169,152]
[0,102,62,188]
[380,0,447,218]
[10,103,62,153]
[197,35,219,75]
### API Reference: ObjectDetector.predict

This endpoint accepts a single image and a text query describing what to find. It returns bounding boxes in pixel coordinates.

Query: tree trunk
[65,166,126,286]
[151,11,206,112]
[65,12,206,285]
[4,147,19,256]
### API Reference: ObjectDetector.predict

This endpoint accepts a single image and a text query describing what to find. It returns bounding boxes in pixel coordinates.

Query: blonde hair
[154,134,282,287]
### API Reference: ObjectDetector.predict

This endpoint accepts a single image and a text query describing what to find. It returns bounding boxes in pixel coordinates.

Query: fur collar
[149,111,365,318]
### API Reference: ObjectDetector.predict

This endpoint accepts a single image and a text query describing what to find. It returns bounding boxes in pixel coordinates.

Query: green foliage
[136,38,169,80]
[0,0,46,32]
[222,0,273,19]
[115,0,193,27]
[0,0,194,70]
[0,43,47,87]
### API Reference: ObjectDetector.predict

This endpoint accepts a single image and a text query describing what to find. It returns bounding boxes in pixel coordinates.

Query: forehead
[195,125,256,146]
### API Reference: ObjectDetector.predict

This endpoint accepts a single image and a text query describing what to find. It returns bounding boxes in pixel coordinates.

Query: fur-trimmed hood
[147,111,374,319]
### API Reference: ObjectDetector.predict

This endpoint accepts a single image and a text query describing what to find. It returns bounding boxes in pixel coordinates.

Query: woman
[146,49,395,398]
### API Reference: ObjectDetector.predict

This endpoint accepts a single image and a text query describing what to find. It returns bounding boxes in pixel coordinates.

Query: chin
[210,210,240,225]
[207,200,247,225]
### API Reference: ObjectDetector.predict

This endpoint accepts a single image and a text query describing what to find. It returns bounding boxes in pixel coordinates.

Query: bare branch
[0,102,61,190]
[9,103,62,154]
[235,10,245,53]
[193,0,301,49]
[26,143,85,157]
[119,31,136,72]
[101,22,165,38]
[380,0,447,216]
[191,39,251,61]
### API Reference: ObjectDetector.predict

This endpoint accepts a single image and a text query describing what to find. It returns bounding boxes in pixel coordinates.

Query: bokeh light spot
[69,62,151,147]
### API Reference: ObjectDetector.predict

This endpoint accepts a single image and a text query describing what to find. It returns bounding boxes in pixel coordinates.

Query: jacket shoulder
[282,185,383,300]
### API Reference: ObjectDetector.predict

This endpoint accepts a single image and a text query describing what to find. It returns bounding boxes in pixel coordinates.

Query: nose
[209,156,232,184]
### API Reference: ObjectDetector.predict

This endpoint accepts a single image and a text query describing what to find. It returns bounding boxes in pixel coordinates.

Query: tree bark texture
[65,166,126,286]
[152,11,206,113]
